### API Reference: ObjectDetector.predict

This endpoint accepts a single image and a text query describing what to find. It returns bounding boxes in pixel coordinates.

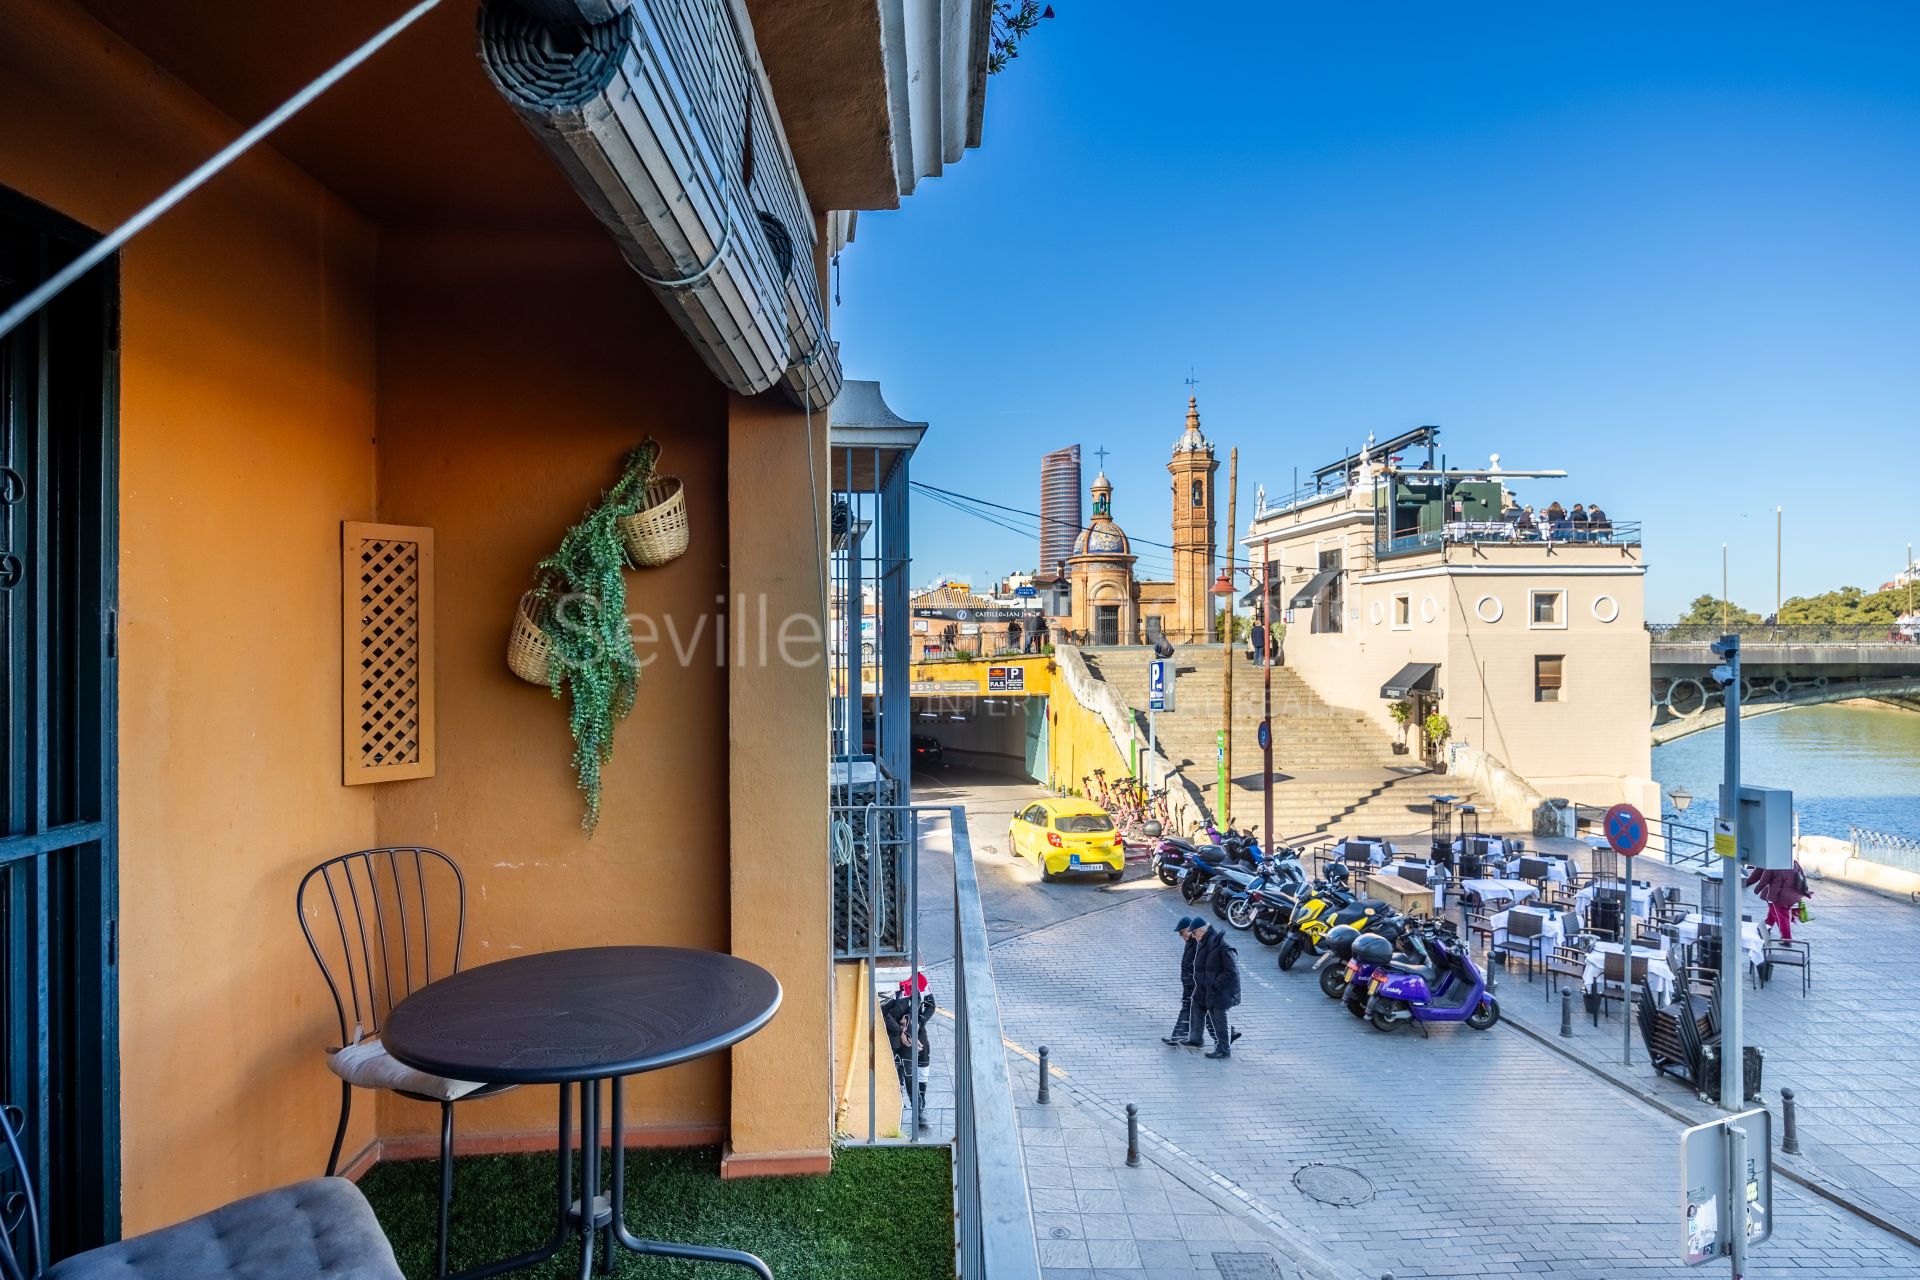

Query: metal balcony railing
[1377,519,1643,558]
[837,803,1042,1279]
[1649,622,1920,646]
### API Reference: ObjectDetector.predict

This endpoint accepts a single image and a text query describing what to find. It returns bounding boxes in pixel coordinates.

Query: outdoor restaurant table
[1458,877,1538,909]
[1367,873,1436,917]
[1582,941,1675,1004]
[1489,905,1566,952]
[1377,861,1445,909]
[1499,854,1572,885]
[1574,880,1656,918]
[384,946,783,1280]
[1445,520,1515,541]
[1672,914,1766,971]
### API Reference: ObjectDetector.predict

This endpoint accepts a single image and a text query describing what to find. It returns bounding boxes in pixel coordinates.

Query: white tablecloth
[1378,862,1444,908]
[1575,881,1656,918]
[1336,839,1392,866]
[1583,942,1676,1004]
[1500,855,1571,885]
[1460,877,1538,909]
[1446,520,1516,541]
[1451,835,1519,861]
[1672,915,1766,971]
[1489,906,1565,953]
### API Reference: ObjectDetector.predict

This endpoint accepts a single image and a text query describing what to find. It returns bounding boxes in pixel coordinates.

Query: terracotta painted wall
[723,392,833,1171]
[0,0,382,1232]
[371,228,736,1144]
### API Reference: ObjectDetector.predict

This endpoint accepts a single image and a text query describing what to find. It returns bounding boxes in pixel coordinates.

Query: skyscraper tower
[1039,444,1082,577]
[1168,398,1218,643]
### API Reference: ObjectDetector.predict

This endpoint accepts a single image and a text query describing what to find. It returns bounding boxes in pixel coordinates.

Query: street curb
[1499,1009,1920,1251]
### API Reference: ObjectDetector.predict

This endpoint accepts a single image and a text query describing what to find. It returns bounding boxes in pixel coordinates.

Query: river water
[1652,703,1920,842]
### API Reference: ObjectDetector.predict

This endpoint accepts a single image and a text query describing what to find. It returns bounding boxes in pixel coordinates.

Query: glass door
[0,189,120,1256]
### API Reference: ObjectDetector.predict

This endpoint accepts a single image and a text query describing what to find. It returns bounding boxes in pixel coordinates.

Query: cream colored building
[1244,438,1659,817]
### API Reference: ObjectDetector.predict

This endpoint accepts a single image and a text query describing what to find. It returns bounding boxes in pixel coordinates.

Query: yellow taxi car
[1009,797,1125,883]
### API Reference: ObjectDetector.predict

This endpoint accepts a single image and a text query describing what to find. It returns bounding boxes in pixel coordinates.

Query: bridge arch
[1650,675,1920,744]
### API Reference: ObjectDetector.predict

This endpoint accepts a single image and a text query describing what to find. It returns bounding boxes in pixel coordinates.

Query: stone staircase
[1075,646,1475,843]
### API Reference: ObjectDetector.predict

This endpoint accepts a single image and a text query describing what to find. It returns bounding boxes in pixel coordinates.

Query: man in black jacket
[880,974,937,1129]
[1162,916,1202,1046]
[1184,921,1242,1059]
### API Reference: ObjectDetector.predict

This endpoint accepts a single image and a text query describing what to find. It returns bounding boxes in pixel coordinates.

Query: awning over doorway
[1288,569,1338,609]
[1380,662,1439,700]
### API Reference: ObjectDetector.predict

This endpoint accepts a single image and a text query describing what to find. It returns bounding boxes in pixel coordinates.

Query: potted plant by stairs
[1388,700,1413,755]
[1423,711,1452,774]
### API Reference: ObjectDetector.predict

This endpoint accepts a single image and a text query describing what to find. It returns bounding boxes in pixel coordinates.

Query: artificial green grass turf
[359,1145,953,1280]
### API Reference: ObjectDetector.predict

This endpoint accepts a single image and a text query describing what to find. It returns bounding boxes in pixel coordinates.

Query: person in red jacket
[1745,861,1811,940]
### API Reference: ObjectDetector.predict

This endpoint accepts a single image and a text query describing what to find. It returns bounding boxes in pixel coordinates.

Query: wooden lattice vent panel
[341,522,435,784]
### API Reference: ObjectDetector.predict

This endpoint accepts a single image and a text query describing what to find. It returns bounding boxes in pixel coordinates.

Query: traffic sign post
[1147,660,1174,794]
[1604,802,1648,1065]
[1681,1107,1771,1273]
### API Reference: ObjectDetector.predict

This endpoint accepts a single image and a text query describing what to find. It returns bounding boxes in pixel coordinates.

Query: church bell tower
[1167,397,1218,644]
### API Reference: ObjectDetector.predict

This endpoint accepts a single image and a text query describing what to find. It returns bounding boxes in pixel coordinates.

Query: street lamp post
[1214,558,1277,847]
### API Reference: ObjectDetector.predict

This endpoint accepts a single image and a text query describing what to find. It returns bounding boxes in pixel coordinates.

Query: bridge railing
[1851,826,1920,876]
[1650,622,1920,645]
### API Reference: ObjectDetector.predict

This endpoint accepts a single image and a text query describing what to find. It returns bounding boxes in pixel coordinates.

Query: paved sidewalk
[1488,843,1920,1239]
[973,877,1920,1278]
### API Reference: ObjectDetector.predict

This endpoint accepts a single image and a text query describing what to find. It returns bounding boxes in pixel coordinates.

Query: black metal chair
[297,848,515,1279]
[2,1104,405,1280]
[1762,938,1811,995]
[1493,910,1547,982]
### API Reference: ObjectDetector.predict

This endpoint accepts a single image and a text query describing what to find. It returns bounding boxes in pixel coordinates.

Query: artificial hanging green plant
[528,440,659,833]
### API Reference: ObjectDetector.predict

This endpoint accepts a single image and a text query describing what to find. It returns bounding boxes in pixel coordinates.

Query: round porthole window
[1420,596,1439,623]
[1369,600,1384,625]
[1475,595,1503,624]
[1592,594,1620,624]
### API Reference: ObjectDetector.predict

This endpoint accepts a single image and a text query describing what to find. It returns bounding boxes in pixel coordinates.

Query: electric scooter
[1360,925,1500,1035]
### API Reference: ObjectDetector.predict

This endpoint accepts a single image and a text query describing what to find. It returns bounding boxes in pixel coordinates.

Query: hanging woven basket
[617,475,689,567]
[507,591,555,685]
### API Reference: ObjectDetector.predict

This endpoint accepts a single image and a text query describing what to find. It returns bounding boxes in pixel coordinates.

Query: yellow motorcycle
[1275,868,1385,971]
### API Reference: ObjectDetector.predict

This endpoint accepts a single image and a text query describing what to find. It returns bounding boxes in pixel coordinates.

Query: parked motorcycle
[1219,847,1306,928]
[1175,831,1260,905]
[1359,924,1500,1034]
[1313,914,1412,1000]
[1151,822,1226,885]
[1276,868,1385,971]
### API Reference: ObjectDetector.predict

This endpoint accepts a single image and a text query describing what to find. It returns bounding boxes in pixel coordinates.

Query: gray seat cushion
[50,1177,401,1280]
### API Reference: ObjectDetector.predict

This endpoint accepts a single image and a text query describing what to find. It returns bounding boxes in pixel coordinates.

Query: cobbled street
[910,767,1920,1280]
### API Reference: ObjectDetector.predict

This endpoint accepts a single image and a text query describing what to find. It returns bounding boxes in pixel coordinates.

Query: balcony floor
[360,1145,950,1279]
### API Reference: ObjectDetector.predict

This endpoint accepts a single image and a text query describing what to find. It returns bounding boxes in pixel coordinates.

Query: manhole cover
[1212,1255,1287,1280]
[1047,1226,1072,1239]
[1292,1162,1375,1206]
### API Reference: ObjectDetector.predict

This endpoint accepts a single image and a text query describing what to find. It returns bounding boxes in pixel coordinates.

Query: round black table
[385,946,782,1280]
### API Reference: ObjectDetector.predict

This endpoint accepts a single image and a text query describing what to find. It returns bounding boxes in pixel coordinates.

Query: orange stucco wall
[0,0,382,1232]
[370,227,735,1144]
[4,0,834,1232]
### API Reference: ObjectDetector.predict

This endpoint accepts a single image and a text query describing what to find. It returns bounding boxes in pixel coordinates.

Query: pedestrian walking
[1161,917,1202,1047]
[1746,861,1812,941]
[880,973,937,1129]
[1183,921,1243,1059]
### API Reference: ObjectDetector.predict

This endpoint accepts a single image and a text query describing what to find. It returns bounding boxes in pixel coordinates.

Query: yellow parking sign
[1713,818,1736,858]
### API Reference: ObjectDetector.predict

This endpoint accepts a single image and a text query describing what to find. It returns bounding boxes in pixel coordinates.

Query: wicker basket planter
[617,476,688,567]
[507,592,554,685]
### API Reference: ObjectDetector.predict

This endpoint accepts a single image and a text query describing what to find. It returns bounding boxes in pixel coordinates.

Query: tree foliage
[1678,593,1761,627]
[1778,584,1913,626]
[990,1,1048,73]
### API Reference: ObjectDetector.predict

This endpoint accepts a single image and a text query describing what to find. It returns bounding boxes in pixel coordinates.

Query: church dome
[1073,470,1132,556]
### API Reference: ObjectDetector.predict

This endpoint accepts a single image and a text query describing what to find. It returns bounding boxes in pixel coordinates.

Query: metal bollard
[1037,1046,1050,1104]
[1560,988,1574,1038]
[1125,1103,1141,1167]
[1781,1087,1801,1155]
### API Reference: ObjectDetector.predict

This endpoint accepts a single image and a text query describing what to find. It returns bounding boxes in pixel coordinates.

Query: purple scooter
[1359,926,1500,1035]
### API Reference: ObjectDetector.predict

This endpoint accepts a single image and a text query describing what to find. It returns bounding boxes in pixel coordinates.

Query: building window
[1191,479,1204,507]
[1392,593,1411,629]
[1536,655,1564,702]
[1529,589,1566,629]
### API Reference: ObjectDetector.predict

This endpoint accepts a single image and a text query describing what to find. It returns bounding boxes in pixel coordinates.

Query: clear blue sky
[830,2,1920,617]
